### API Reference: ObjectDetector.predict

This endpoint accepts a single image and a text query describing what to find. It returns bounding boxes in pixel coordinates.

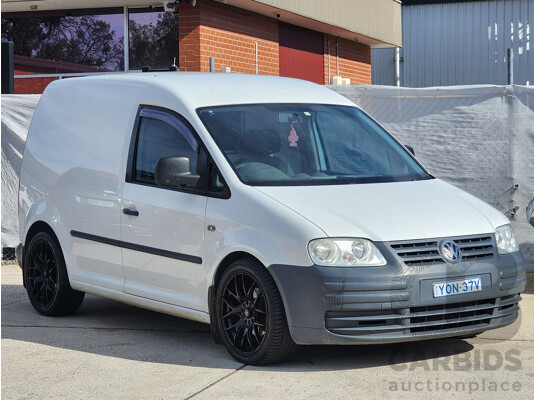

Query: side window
[134,112,198,185]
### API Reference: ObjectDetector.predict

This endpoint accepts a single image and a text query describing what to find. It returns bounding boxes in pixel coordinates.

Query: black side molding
[70,230,202,265]
[71,230,121,247]
[122,208,139,216]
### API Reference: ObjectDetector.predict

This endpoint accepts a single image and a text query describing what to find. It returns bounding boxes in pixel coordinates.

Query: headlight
[494,224,519,254]
[308,238,386,267]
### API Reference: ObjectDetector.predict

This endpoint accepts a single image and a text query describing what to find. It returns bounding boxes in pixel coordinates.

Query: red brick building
[2,0,402,94]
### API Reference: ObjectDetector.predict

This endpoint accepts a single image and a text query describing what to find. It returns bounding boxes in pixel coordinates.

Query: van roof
[46,72,355,109]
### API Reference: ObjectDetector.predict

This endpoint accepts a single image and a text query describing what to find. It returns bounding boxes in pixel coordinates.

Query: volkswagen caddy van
[17,73,525,365]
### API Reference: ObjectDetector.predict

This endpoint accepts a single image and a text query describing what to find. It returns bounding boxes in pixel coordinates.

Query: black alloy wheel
[26,238,58,308]
[216,257,296,365]
[221,271,268,355]
[24,231,85,316]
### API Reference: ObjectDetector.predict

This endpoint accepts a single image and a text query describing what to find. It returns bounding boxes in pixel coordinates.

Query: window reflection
[128,9,178,70]
[1,12,124,72]
[1,8,179,74]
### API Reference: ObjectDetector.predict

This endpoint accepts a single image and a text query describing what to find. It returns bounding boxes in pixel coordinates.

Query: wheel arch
[212,251,265,287]
[24,220,58,248]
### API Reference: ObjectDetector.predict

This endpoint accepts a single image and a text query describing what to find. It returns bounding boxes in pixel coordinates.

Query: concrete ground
[2,264,533,400]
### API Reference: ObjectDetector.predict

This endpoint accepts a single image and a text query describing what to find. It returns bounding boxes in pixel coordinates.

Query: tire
[24,231,85,316]
[216,257,296,365]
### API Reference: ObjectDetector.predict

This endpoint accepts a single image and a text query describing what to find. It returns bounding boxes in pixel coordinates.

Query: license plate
[433,277,482,298]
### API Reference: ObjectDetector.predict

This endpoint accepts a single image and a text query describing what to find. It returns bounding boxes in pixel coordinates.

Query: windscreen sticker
[288,123,299,147]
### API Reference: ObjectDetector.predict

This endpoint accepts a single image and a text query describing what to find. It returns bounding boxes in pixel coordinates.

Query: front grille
[390,235,494,266]
[325,294,520,336]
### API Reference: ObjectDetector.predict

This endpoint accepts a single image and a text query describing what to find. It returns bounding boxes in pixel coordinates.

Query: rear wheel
[24,231,84,316]
[216,257,296,365]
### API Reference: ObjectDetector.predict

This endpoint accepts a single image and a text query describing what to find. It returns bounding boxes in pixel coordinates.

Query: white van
[17,73,525,365]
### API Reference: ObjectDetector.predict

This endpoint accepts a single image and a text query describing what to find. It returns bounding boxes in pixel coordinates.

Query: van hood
[255,179,509,242]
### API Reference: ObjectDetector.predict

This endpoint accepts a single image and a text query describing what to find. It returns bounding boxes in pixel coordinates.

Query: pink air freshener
[288,124,298,147]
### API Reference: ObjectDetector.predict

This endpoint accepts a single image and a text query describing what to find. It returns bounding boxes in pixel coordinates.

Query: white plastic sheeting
[331,84,534,270]
[1,87,533,269]
[1,95,40,248]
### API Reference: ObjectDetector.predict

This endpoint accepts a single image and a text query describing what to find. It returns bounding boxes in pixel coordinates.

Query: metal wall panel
[372,0,534,87]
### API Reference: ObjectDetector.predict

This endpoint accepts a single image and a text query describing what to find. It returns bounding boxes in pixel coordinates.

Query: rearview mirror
[405,145,415,156]
[155,156,200,188]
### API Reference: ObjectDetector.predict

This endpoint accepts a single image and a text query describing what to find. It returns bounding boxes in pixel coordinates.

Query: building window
[129,8,178,70]
[1,7,179,75]
[1,10,124,72]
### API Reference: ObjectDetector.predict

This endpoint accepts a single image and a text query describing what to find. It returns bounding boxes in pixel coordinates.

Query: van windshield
[197,104,431,186]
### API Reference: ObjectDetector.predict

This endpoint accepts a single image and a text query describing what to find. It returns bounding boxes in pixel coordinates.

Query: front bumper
[268,240,525,345]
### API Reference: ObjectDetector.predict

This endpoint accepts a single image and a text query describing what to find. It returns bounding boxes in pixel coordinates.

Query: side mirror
[405,145,415,156]
[155,156,200,188]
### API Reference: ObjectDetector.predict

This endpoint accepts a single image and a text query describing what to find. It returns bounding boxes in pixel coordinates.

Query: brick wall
[179,1,371,84]
[323,36,371,85]
[14,70,57,94]
[179,1,279,75]
[178,5,202,71]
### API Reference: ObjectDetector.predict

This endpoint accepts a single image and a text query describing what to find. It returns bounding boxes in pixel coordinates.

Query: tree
[1,16,123,71]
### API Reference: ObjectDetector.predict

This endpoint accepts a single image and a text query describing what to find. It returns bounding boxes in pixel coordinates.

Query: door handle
[123,208,139,216]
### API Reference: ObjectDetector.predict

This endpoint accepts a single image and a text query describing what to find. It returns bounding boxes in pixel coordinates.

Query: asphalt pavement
[2,264,533,400]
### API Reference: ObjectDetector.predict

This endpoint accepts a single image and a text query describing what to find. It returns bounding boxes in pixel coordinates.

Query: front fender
[206,227,291,285]
[203,188,325,285]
